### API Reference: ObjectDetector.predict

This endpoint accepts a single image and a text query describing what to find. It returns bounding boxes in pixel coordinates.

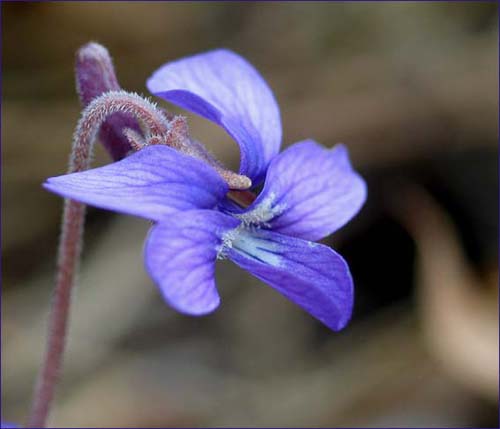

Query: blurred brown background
[2,2,498,427]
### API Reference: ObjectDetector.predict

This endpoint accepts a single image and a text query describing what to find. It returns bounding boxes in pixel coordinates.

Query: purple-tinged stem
[28,91,171,428]
[27,199,85,428]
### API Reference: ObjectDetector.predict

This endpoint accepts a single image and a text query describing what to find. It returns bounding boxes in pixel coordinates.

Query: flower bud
[75,42,141,160]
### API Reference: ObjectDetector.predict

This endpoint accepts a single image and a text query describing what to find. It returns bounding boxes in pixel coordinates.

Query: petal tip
[42,177,63,195]
[331,307,353,331]
[171,295,221,316]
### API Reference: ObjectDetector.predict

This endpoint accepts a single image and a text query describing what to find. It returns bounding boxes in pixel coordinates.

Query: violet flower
[44,49,366,331]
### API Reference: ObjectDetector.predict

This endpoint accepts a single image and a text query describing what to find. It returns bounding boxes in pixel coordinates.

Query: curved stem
[28,90,169,428]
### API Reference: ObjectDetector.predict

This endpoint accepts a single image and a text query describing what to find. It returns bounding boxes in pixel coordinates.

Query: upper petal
[147,49,282,184]
[44,145,228,221]
[226,228,354,331]
[247,140,367,241]
[145,210,239,315]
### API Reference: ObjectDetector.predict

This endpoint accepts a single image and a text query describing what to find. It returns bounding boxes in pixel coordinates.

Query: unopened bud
[75,42,142,160]
[75,42,120,104]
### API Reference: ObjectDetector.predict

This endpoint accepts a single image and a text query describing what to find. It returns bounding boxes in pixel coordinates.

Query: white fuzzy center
[217,193,285,265]
[231,229,281,266]
[236,192,286,227]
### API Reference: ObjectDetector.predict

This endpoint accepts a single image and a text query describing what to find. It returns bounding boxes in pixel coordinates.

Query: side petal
[247,140,367,241]
[44,145,228,221]
[226,228,354,331]
[144,210,239,315]
[147,49,282,184]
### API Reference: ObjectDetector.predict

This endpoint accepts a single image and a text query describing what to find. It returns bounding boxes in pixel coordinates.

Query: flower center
[218,227,282,267]
[217,193,286,263]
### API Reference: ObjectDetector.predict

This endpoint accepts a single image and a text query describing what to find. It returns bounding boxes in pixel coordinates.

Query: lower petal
[227,228,354,331]
[144,210,239,315]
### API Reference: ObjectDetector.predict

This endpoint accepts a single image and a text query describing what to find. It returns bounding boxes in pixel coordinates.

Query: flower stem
[27,199,85,428]
[27,90,169,428]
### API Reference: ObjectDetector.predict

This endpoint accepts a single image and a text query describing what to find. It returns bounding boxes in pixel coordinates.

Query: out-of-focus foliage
[2,2,498,427]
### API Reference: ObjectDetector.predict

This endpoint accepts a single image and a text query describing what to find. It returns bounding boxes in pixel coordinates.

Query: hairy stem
[28,91,169,428]
[27,200,85,428]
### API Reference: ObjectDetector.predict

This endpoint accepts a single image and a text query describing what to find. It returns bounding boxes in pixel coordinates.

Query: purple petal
[144,210,239,315]
[227,228,354,331]
[248,140,367,241]
[44,146,228,221]
[147,49,282,184]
